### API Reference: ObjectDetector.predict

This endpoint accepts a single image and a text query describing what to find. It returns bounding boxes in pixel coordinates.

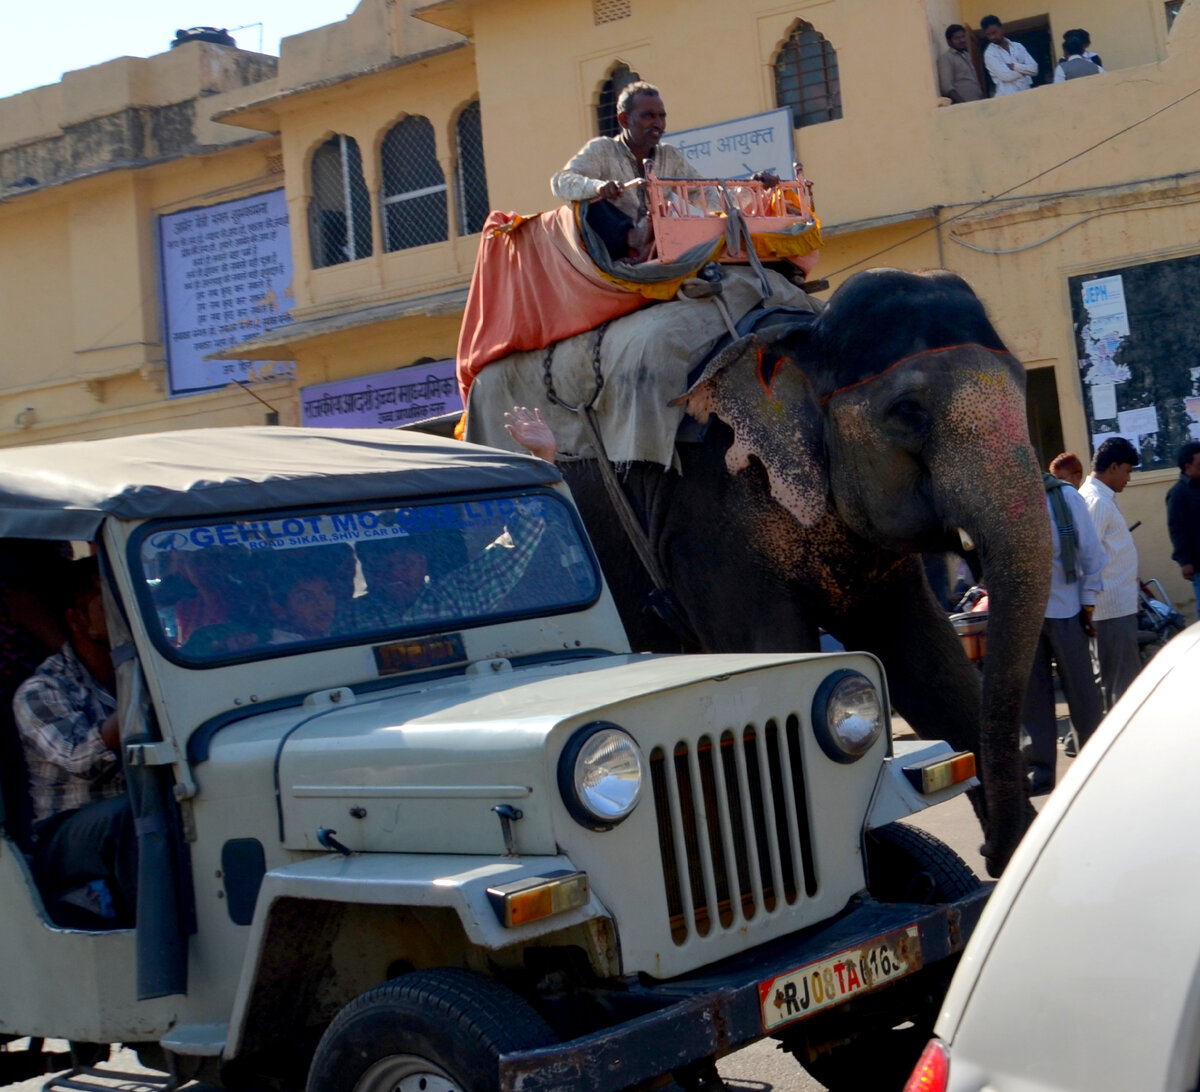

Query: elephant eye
[887,396,928,427]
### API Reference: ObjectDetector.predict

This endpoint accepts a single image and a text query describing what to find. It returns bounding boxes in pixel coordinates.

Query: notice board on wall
[158,188,296,397]
[1069,253,1200,472]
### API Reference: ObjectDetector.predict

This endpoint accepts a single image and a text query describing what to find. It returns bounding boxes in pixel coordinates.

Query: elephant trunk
[929,365,1052,875]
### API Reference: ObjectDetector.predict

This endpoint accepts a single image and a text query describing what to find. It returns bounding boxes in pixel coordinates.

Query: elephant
[552,267,1052,878]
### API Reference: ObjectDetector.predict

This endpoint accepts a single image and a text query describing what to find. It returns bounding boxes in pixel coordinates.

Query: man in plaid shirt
[13,556,135,920]
[353,511,546,634]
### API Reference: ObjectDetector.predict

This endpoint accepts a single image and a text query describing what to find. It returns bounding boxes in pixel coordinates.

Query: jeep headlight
[813,669,884,763]
[558,722,644,830]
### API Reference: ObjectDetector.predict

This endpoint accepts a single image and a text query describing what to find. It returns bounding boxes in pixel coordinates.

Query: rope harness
[542,323,696,643]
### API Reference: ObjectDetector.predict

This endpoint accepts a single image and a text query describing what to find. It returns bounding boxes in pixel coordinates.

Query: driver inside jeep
[13,556,136,924]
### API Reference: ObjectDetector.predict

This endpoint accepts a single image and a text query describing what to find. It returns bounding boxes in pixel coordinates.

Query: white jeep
[0,426,985,1092]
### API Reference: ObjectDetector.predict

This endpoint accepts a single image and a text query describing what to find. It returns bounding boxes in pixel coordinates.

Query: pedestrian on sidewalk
[1080,437,1141,709]
[1022,474,1106,794]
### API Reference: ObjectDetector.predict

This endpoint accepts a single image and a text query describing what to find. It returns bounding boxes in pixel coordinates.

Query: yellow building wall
[4,0,1199,610]
[0,42,294,446]
[275,44,482,319]
[0,137,294,446]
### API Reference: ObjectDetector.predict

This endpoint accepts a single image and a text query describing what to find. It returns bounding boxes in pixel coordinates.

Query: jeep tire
[785,823,981,1091]
[306,967,556,1092]
[864,821,981,904]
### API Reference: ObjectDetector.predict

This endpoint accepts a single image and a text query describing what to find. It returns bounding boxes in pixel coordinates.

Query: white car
[904,620,1200,1092]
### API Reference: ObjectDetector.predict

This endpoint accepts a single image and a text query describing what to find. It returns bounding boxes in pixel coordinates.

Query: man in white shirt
[1079,437,1141,709]
[1022,475,1106,794]
[981,15,1039,96]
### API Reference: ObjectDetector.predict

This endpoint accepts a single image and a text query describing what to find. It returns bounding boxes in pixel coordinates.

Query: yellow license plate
[758,924,921,1031]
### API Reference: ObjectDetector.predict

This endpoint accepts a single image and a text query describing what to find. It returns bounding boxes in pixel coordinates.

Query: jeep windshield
[132,490,601,665]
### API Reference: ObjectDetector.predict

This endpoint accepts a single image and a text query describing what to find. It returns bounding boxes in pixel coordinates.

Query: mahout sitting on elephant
[470,267,1051,877]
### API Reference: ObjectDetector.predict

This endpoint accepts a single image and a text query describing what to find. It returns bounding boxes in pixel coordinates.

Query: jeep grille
[650,716,818,944]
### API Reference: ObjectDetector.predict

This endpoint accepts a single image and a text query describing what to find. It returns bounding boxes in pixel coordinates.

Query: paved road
[2,730,1074,1092]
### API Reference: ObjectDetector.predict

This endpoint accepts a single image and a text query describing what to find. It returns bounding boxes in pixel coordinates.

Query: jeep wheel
[305,968,556,1092]
[784,823,981,1091]
[865,821,981,903]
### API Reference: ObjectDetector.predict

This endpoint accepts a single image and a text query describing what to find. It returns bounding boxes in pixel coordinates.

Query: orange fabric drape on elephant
[455,207,650,402]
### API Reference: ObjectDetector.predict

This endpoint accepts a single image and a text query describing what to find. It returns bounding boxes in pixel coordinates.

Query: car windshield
[133,491,600,665]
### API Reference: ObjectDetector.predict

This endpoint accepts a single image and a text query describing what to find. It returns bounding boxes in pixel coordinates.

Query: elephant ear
[673,329,829,529]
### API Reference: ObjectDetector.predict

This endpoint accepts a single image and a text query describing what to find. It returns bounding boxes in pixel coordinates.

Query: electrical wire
[948,194,1200,254]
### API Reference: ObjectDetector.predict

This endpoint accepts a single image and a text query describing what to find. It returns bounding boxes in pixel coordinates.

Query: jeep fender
[223,853,616,1062]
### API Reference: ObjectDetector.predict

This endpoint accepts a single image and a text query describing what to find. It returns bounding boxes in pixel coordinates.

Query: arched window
[455,101,490,236]
[309,135,373,267]
[595,62,640,137]
[774,21,842,128]
[380,115,448,252]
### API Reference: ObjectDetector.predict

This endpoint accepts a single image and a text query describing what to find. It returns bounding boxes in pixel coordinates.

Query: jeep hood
[263,651,835,855]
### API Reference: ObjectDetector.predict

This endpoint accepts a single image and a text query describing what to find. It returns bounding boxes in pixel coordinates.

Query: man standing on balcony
[981,15,1039,96]
[938,25,984,104]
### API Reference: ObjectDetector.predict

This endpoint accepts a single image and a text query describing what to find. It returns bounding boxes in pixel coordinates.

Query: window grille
[381,115,448,252]
[455,101,490,236]
[774,21,842,128]
[593,0,631,25]
[309,135,373,268]
[596,63,640,138]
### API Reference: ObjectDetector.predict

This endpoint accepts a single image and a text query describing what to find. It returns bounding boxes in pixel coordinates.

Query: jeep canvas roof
[0,426,561,541]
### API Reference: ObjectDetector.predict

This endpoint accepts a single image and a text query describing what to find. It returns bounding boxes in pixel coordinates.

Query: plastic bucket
[950,611,988,662]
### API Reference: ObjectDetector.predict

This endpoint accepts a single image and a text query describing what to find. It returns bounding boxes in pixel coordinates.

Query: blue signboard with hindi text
[301,360,463,429]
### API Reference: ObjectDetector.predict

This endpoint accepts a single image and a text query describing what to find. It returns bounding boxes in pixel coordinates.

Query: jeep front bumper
[500,887,990,1092]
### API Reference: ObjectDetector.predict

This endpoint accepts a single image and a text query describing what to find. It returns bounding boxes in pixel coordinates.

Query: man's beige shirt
[551,135,700,222]
[937,47,984,103]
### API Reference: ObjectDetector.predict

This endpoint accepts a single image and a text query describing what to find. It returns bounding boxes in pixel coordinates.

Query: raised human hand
[504,406,558,463]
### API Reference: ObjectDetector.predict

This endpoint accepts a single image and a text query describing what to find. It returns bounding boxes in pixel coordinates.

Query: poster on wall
[301,360,463,429]
[158,188,296,397]
[663,107,795,182]
[1070,254,1200,470]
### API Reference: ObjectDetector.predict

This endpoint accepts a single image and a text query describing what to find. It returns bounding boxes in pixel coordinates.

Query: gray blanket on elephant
[464,266,817,468]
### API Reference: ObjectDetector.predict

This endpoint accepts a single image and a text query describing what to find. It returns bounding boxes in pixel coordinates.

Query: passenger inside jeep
[0,539,69,852]
[11,556,136,926]
[175,544,274,654]
[266,544,356,640]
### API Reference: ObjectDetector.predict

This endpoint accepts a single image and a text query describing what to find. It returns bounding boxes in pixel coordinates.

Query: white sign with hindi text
[663,107,795,182]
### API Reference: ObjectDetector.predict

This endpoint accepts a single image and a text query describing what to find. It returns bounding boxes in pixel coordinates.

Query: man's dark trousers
[34,795,137,920]
[1023,613,1104,789]
[1095,613,1140,710]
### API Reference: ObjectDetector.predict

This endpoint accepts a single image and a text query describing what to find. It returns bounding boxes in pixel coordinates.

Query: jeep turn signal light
[902,751,977,795]
[486,871,589,927]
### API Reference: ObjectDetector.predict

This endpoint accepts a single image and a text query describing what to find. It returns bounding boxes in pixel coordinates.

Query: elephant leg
[828,557,981,750]
[827,557,1034,851]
